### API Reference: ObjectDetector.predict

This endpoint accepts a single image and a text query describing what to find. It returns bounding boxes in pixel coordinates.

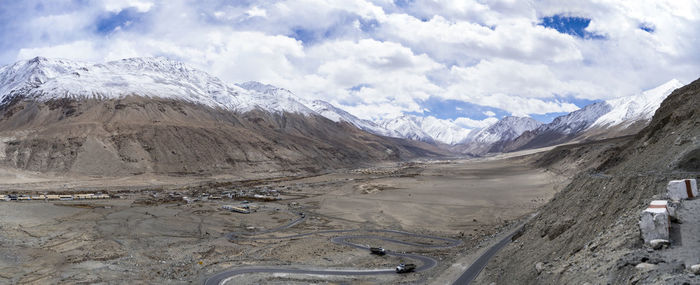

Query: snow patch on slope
[0,57,314,115]
[306,99,394,136]
[470,116,542,144]
[534,102,612,135]
[378,115,472,145]
[589,79,683,129]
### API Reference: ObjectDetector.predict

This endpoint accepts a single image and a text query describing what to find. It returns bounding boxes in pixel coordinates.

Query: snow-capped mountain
[234,82,400,137]
[419,116,473,145]
[588,79,684,129]
[0,57,89,105]
[469,116,542,144]
[305,99,394,136]
[378,115,472,145]
[0,57,314,114]
[537,102,612,135]
[504,79,683,152]
[452,116,541,155]
[0,57,448,175]
[501,102,611,151]
[379,115,434,143]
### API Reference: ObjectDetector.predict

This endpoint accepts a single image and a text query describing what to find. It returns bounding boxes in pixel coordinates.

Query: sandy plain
[0,151,563,284]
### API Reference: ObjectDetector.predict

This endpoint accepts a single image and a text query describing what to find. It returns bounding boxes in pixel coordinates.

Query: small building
[59,195,73,201]
[667,179,698,201]
[46,195,61,200]
[222,205,250,214]
[75,193,98,200]
[95,194,110,199]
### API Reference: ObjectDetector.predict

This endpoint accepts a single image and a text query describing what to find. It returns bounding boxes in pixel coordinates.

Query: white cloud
[483,111,496,117]
[377,13,583,64]
[247,6,267,18]
[17,41,102,62]
[2,0,699,123]
[453,117,500,129]
[103,0,154,13]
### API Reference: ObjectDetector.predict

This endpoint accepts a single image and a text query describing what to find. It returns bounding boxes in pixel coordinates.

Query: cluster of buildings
[0,193,110,201]
[181,187,281,204]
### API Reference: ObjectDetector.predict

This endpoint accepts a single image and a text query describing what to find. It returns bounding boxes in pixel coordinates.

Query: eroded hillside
[478,78,700,284]
[0,97,446,176]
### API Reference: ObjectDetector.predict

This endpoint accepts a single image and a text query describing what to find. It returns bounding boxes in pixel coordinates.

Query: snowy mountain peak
[0,57,315,115]
[236,81,285,94]
[378,115,472,145]
[535,101,612,135]
[471,116,541,144]
[308,100,353,123]
[650,79,683,96]
[589,79,684,129]
[307,100,394,136]
[0,57,90,104]
[380,115,435,143]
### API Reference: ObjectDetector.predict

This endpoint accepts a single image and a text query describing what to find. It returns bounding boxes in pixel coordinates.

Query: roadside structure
[667,179,698,201]
[639,200,670,244]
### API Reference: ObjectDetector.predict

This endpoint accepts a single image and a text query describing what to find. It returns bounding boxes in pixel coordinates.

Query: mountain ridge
[0,57,448,176]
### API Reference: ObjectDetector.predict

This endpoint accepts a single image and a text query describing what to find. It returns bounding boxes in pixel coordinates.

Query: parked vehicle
[370,247,386,255]
[395,263,416,273]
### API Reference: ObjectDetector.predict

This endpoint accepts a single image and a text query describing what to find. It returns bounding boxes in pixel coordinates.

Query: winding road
[204,211,463,285]
[451,227,521,285]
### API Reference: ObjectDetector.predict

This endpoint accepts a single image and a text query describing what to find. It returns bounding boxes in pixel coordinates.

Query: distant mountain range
[286,78,683,154]
[0,57,446,176]
[502,79,684,152]
[316,78,683,155]
[0,57,684,170]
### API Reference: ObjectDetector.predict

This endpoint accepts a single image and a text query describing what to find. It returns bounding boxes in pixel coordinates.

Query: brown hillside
[479,78,700,284]
[0,96,446,176]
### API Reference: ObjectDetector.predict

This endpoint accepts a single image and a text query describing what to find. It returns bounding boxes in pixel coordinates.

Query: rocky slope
[0,57,446,176]
[479,77,700,284]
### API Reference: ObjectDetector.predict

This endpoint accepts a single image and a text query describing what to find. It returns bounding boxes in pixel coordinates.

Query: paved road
[451,225,523,285]
[204,213,462,285]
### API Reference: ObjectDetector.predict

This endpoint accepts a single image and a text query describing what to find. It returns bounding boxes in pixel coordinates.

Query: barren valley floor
[0,152,564,284]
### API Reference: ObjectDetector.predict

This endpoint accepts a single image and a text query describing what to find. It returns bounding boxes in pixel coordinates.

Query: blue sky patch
[540,15,605,39]
[530,112,568,123]
[394,0,414,8]
[408,97,509,120]
[531,96,600,123]
[406,96,601,124]
[358,18,380,33]
[96,8,146,34]
[289,13,369,44]
[349,83,372,91]
[639,23,655,33]
[290,27,316,43]
[550,95,599,109]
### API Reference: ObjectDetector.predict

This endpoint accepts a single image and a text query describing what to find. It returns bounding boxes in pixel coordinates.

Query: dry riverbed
[0,153,563,284]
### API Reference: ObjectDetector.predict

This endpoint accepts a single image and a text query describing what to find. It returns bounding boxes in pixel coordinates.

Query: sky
[0,0,698,128]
